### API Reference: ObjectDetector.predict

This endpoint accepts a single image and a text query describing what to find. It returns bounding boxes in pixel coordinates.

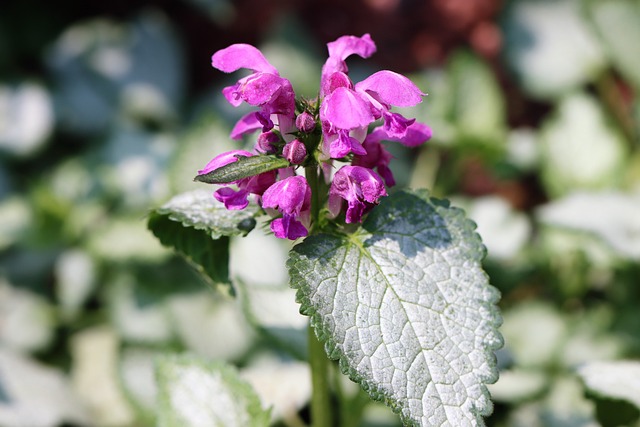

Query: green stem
[305,166,321,232]
[308,323,332,427]
[305,164,332,427]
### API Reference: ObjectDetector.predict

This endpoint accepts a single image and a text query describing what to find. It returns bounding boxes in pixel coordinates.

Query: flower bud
[283,139,307,165]
[256,131,279,154]
[295,111,316,133]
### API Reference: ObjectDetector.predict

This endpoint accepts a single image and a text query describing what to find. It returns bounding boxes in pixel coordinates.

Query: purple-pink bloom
[352,136,395,187]
[328,165,387,223]
[318,34,426,159]
[212,44,296,136]
[368,121,433,147]
[198,150,276,210]
[262,175,311,240]
[321,34,376,96]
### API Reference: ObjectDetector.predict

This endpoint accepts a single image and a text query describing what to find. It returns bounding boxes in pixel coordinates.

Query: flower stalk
[308,323,333,427]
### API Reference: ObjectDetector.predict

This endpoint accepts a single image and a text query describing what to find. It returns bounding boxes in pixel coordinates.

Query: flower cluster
[197,34,432,240]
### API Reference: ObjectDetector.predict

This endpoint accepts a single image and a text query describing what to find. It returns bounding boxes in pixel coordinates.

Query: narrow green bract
[288,190,503,427]
[194,155,290,184]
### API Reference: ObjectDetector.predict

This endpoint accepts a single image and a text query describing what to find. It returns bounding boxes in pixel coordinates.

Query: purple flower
[262,176,311,240]
[212,44,296,138]
[351,121,433,187]
[352,136,395,187]
[328,166,387,223]
[321,34,376,97]
[198,150,276,210]
[317,35,426,159]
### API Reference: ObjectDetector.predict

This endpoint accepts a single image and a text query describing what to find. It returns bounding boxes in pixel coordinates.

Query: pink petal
[230,112,263,140]
[198,150,253,175]
[211,44,278,74]
[390,122,433,147]
[356,70,424,107]
[214,187,250,210]
[239,73,288,106]
[262,175,310,215]
[321,87,374,131]
[327,34,377,62]
[222,84,243,107]
[270,216,308,240]
[366,122,432,147]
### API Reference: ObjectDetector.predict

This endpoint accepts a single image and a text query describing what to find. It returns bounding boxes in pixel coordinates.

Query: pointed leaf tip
[195,155,291,185]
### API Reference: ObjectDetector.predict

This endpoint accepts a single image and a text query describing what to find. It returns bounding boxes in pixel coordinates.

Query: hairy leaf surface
[288,190,502,426]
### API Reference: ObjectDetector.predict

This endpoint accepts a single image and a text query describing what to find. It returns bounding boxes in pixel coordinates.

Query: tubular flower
[212,44,296,138]
[261,176,312,240]
[318,34,426,159]
[328,166,387,223]
[197,34,432,239]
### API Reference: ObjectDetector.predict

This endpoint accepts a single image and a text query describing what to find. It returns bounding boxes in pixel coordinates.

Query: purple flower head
[328,165,387,223]
[212,44,296,137]
[349,121,433,188]
[321,34,376,97]
[318,42,426,159]
[262,175,312,240]
[198,150,276,210]
[282,139,307,164]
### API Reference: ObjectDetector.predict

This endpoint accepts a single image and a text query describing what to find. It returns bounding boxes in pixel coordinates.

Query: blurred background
[1,0,639,426]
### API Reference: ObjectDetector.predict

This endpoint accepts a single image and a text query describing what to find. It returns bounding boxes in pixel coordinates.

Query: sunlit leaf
[449,50,506,148]
[537,191,640,260]
[589,0,640,90]
[578,360,640,409]
[148,189,261,291]
[289,190,502,426]
[0,347,90,427]
[503,0,606,98]
[539,93,627,198]
[156,355,270,427]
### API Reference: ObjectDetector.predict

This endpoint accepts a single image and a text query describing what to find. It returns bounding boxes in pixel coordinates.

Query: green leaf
[578,360,640,409]
[539,93,627,198]
[288,190,503,427]
[449,50,507,148]
[589,0,640,90]
[503,0,606,99]
[194,155,290,184]
[148,189,259,292]
[156,354,271,427]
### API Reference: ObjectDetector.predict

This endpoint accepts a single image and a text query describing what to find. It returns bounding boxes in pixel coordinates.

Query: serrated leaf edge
[287,189,503,427]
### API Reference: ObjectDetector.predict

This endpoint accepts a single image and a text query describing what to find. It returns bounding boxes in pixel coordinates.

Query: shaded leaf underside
[288,190,503,426]
[148,189,260,293]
